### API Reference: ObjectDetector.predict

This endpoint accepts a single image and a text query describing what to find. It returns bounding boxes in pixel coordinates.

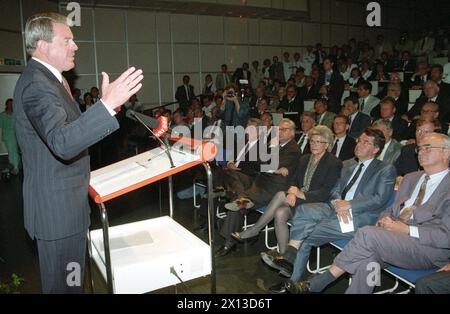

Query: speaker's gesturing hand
[101,67,144,110]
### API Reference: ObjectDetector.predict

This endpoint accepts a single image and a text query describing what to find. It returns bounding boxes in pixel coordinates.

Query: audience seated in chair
[231,126,342,255]
[265,128,396,294]
[215,119,300,257]
[285,132,449,294]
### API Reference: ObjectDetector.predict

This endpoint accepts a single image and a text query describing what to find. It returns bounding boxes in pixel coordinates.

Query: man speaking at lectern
[14,12,143,293]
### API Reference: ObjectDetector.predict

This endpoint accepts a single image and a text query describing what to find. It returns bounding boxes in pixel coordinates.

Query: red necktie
[331,139,339,156]
[62,77,74,101]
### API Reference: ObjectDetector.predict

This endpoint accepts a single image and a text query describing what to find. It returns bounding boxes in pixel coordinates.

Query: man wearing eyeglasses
[285,132,450,294]
[405,102,447,142]
[265,128,396,293]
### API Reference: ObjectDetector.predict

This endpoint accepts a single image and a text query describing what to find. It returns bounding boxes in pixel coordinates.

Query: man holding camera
[216,83,249,129]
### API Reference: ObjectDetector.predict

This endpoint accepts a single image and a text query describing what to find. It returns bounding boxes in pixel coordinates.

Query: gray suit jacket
[330,158,397,228]
[379,171,450,267]
[14,59,119,240]
[318,111,336,130]
[381,139,402,165]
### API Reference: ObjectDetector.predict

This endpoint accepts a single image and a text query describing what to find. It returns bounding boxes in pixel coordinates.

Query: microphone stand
[129,111,175,168]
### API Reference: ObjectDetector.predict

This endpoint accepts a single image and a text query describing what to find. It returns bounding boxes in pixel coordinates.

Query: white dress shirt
[334,135,347,158]
[344,159,374,201]
[378,139,392,161]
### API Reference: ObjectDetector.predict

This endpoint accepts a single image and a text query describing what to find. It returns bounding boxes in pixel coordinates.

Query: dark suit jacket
[391,116,409,141]
[337,135,356,161]
[394,144,420,176]
[290,152,343,207]
[277,96,304,114]
[249,96,270,118]
[438,82,450,99]
[313,50,326,65]
[295,133,311,155]
[175,84,195,110]
[329,158,397,227]
[379,171,450,267]
[233,140,262,177]
[407,95,449,122]
[252,139,301,198]
[318,71,345,113]
[348,112,371,139]
[14,59,119,240]
[233,68,251,84]
[298,85,319,101]
[394,59,415,73]
[409,74,431,88]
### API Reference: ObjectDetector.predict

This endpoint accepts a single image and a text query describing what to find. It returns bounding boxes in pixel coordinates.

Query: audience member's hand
[438,264,450,272]
[227,162,240,171]
[400,114,410,123]
[334,199,351,212]
[288,186,299,195]
[381,218,409,235]
[101,67,143,110]
[285,193,297,207]
[275,167,289,177]
[395,176,404,191]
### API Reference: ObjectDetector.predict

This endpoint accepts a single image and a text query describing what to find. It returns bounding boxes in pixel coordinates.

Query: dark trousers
[415,271,450,294]
[36,231,87,294]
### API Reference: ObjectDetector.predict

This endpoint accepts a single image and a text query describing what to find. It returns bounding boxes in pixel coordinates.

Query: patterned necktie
[399,175,430,222]
[341,163,364,200]
[360,98,365,112]
[331,139,339,156]
[62,77,74,101]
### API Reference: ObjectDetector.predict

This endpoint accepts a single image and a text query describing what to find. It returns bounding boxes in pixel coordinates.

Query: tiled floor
[0,169,401,294]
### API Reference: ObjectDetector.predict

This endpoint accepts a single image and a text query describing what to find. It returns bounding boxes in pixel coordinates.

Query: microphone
[126,109,159,129]
[125,109,174,168]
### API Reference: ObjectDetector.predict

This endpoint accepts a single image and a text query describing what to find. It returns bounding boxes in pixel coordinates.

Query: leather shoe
[215,245,236,257]
[230,232,259,245]
[261,251,293,277]
[268,282,289,294]
[286,280,311,294]
[274,258,293,278]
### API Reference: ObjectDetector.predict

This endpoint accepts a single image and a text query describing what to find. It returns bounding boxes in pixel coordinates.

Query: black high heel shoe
[231,231,259,245]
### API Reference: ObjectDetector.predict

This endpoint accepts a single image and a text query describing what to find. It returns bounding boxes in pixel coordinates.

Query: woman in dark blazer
[232,126,342,254]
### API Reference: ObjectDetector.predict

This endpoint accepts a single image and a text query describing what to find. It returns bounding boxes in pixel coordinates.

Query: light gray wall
[0,0,417,108]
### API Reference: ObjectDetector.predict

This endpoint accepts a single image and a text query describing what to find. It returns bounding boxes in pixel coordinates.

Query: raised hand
[101,67,144,110]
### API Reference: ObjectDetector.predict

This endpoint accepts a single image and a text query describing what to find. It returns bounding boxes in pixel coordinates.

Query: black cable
[170,266,190,294]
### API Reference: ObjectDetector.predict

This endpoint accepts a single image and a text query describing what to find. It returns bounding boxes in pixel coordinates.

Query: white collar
[427,168,449,181]
[32,57,62,83]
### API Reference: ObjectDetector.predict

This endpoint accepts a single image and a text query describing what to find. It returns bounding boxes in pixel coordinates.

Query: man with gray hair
[407,80,449,126]
[216,119,301,257]
[286,132,450,294]
[14,12,143,293]
[372,119,402,164]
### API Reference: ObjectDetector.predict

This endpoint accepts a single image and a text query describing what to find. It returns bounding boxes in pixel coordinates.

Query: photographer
[216,83,249,129]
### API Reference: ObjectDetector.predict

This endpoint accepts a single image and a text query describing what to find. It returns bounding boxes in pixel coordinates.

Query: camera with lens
[226,91,236,98]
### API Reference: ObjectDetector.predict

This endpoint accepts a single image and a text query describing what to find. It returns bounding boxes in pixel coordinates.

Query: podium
[88,138,217,293]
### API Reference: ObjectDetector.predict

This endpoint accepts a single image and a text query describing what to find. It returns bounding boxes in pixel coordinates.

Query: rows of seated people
[66,31,450,294]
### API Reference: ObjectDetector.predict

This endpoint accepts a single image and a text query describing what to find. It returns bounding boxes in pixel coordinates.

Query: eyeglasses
[355,138,375,146]
[421,110,438,114]
[416,129,434,134]
[415,145,447,153]
[279,127,293,132]
[309,140,328,145]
